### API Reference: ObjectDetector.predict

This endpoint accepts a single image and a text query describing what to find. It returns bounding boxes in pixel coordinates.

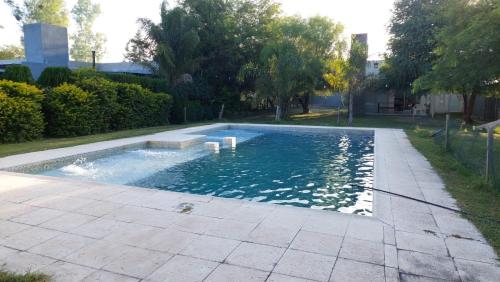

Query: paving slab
[339,237,385,266]
[454,258,500,282]
[330,258,385,282]
[267,273,316,282]
[0,226,61,251]
[290,230,343,257]
[82,270,139,282]
[274,249,336,281]
[397,250,460,281]
[102,246,172,278]
[205,264,269,282]
[29,233,96,260]
[145,255,218,282]
[445,237,498,264]
[179,235,240,262]
[395,230,448,257]
[227,242,285,272]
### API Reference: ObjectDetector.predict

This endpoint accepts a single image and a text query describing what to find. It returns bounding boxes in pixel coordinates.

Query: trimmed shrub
[0,92,45,143]
[74,77,118,132]
[0,79,44,102]
[2,65,34,84]
[37,67,72,87]
[113,83,148,129]
[71,68,105,81]
[104,73,170,93]
[145,92,173,126]
[44,83,99,137]
[0,80,44,142]
[113,83,172,129]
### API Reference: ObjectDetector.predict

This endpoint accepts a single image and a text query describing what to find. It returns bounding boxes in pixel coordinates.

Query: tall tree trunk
[462,94,468,120]
[463,90,478,124]
[301,92,311,114]
[275,97,281,121]
[348,89,353,125]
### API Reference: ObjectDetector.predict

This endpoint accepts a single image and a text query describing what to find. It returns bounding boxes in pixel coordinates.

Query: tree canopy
[0,45,24,60]
[412,0,500,122]
[4,0,69,27]
[70,0,106,62]
[381,0,442,91]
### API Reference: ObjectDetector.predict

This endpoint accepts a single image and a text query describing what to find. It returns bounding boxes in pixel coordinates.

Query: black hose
[357,185,500,224]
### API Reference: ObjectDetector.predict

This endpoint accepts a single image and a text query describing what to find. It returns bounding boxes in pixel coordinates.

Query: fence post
[486,128,494,181]
[445,113,450,151]
[183,107,187,123]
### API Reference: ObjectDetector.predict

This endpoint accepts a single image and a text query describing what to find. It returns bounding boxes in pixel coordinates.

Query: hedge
[0,80,44,142]
[145,92,173,126]
[0,70,175,140]
[37,67,72,88]
[43,83,99,137]
[2,65,34,84]
[113,83,172,129]
[74,77,118,132]
[104,73,170,93]
[113,83,148,129]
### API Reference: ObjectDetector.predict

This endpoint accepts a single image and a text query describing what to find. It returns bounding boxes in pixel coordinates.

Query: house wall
[23,23,69,78]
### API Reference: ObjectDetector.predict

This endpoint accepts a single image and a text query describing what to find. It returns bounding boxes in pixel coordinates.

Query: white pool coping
[0,123,498,281]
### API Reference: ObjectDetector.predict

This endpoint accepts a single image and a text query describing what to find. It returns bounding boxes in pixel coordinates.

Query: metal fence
[434,116,499,189]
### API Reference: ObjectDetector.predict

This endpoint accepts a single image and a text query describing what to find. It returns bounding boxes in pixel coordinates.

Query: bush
[146,92,173,126]
[113,83,148,129]
[0,80,44,142]
[0,79,44,101]
[2,65,34,84]
[113,83,172,129]
[74,77,118,132]
[44,83,99,137]
[71,68,105,81]
[104,73,170,93]
[37,67,72,87]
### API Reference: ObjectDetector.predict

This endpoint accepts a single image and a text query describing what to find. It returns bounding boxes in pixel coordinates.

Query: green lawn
[0,271,50,282]
[0,109,498,254]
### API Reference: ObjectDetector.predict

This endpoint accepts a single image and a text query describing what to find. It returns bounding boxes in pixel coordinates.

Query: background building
[0,23,151,79]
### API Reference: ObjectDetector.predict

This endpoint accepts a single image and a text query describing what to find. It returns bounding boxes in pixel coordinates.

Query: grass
[0,122,210,158]
[0,271,50,282]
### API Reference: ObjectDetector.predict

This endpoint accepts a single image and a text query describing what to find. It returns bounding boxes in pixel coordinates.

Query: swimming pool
[24,127,374,215]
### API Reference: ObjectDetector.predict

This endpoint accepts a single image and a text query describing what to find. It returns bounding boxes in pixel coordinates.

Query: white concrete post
[223,137,236,148]
[204,142,220,153]
[486,128,494,181]
[445,113,450,151]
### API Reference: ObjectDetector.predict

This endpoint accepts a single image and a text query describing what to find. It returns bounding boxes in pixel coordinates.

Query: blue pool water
[37,128,374,214]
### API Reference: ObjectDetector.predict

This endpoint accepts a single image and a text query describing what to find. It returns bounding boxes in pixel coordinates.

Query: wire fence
[433,116,499,189]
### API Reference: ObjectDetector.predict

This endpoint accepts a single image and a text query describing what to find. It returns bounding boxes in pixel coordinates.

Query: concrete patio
[0,125,498,281]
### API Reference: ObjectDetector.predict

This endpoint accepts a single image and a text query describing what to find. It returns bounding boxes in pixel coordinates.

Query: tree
[323,38,367,125]
[413,0,500,123]
[256,40,304,120]
[70,0,106,62]
[0,45,24,59]
[4,0,69,27]
[125,3,201,84]
[382,0,442,92]
[296,16,345,113]
[346,39,368,124]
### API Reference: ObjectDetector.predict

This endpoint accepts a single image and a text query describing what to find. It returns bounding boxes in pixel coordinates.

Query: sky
[0,0,395,62]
